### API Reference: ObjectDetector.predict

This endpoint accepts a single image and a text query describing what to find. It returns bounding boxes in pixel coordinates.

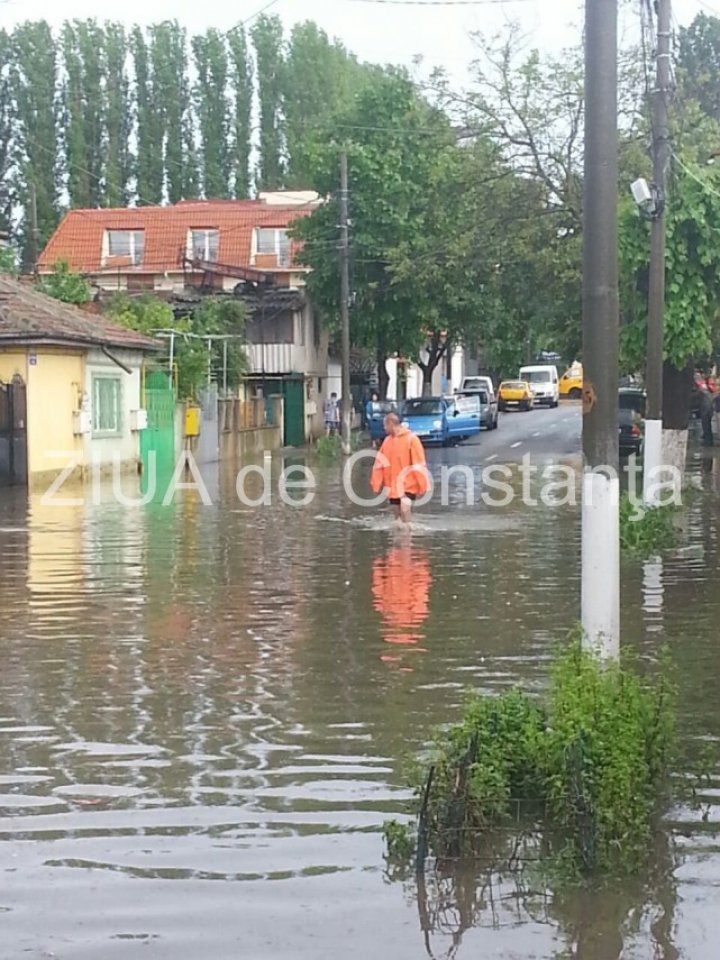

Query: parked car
[519,364,560,407]
[367,400,398,445]
[619,387,645,456]
[559,362,583,400]
[401,395,482,445]
[455,387,498,430]
[498,380,534,412]
[460,375,496,399]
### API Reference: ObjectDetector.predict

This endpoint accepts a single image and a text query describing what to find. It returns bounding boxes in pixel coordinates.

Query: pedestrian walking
[698,374,716,447]
[371,412,429,523]
[324,392,340,436]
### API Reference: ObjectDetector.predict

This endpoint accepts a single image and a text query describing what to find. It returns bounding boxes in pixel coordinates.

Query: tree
[131,26,163,204]
[192,29,230,199]
[0,30,15,236]
[104,23,132,207]
[620,154,720,429]
[12,21,60,267]
[293,69,456,395]
[37,260,91,303]
[677,13,720,123]
[251,14,285,190]
[61,20,105,209]
[228,26,253,199]
[151,21,198,203]
[283,22,364,188]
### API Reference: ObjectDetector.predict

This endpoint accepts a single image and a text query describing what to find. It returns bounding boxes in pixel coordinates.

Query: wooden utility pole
[30,183,39,274]
[582,0,620,659]
[644,0,672,504]
[339,150,352,456]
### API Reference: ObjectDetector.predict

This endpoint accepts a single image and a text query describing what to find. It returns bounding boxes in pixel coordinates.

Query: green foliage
[382,820,415,863]
[37,260,91,304]
[192,29,230,198]
[251,14,285,190]
[105,294,247,400]
[0,244,18,274]
[677,13,720,123]
[314,431,361,459]
[387,642,678,879]
[228,26,253,199]
[619,495,678,556]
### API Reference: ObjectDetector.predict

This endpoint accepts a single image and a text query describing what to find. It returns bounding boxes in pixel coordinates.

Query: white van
[518,365,559,407]
[460,375,495,398]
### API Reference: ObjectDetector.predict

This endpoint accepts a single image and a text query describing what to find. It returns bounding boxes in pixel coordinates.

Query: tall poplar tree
[131,26,163,204]
[251,14,285,190]
[151,21,197,203]
[104,22,132,207]
[0,30,15,235]
[192,29,230,199]
[12,21,59,266]
[61,20,106,208]
[228,26,253,199]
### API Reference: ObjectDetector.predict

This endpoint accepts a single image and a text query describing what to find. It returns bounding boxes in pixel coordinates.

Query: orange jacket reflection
[371,426,430,501]
[372,546,431,647]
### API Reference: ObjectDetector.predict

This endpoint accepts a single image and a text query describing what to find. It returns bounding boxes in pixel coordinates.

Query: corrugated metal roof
[0,276,161,351]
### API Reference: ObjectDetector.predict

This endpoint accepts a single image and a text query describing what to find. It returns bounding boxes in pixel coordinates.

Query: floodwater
[0,446,719,959]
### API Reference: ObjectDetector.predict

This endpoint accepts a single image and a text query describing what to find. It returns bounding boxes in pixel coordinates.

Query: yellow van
[559,363,583,400]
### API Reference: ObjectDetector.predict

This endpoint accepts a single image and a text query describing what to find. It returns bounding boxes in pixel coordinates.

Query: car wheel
[569,388,582,400]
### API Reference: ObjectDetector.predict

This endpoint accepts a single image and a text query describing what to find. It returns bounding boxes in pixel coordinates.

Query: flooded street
[1,409,719,959]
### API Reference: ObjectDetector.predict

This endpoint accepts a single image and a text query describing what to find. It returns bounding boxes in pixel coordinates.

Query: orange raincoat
[371,426,429,500]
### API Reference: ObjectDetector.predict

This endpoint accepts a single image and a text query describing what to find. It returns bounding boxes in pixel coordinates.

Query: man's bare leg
[399,496,412,523]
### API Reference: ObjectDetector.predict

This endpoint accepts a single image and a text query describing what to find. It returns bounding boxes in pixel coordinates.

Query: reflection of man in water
[372,545,431,659]
[371,413,429,522]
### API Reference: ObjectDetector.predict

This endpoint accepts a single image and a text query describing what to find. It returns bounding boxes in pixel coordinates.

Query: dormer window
[105,229,144,266]
[254,228,291,267]
[189,228,219,262]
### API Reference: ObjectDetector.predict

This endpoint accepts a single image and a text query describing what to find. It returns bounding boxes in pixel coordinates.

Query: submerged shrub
[619,494,677,556]
[387,641,677,880]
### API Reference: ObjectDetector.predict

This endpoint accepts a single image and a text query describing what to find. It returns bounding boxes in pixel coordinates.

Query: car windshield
[403,399,443,416]
[370,401,395,415]
[522,370,551,383]
[502,381,526,390]
[463,378,487,391]
[619,392,645,415]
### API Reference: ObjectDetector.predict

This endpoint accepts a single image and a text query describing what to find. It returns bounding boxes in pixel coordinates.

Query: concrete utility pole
[339,150,352,456]
[644,0,673,505]
[582,0,620,660]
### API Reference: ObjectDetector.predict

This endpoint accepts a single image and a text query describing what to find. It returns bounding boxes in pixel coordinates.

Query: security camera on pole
[632,0,672,506]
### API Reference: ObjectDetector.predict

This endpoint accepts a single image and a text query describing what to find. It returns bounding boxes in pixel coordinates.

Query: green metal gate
[279,375,305,447]
[140,370,176,478]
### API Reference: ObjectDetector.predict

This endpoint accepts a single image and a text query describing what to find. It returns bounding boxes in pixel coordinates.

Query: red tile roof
[37,200,317,275]
[0,276,161,351]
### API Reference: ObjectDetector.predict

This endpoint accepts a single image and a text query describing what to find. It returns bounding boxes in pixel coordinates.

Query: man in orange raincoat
[371,413,430,522]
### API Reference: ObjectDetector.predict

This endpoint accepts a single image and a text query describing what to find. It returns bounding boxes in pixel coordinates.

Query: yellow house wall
[0,349,28,383]
[25,348,85,480]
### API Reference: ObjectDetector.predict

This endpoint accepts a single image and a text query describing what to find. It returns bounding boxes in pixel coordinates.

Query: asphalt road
[423,400,582,466]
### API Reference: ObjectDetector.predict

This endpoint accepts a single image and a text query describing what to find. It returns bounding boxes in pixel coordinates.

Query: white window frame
[105,229,145,266]
[188,228,220,262]
[253,228,291,267]
[92,374,123,438]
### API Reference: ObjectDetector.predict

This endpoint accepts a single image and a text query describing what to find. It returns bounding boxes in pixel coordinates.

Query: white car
[460,375,495,399]
[519,365,559,407]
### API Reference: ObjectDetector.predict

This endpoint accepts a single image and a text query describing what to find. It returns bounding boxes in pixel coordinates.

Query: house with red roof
[0,274,160,486]
[37,193,331,443]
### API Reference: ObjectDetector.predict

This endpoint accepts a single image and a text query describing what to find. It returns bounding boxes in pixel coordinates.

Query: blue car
[401,396,482,446]
[367,400,398,445]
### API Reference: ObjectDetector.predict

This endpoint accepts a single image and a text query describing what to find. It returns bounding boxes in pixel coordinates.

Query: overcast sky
[2,0,712,87]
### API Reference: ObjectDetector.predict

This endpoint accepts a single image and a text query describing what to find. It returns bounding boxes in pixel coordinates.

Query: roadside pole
[644,0,672,506]
[339,150,352,456]
[582,0,620,660]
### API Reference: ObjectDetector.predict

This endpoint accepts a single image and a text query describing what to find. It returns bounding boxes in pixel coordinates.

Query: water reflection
[372,540,431,668]
[0,456,718,958]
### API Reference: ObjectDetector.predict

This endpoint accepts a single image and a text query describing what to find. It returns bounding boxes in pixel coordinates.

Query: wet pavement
[0,404,718,959]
